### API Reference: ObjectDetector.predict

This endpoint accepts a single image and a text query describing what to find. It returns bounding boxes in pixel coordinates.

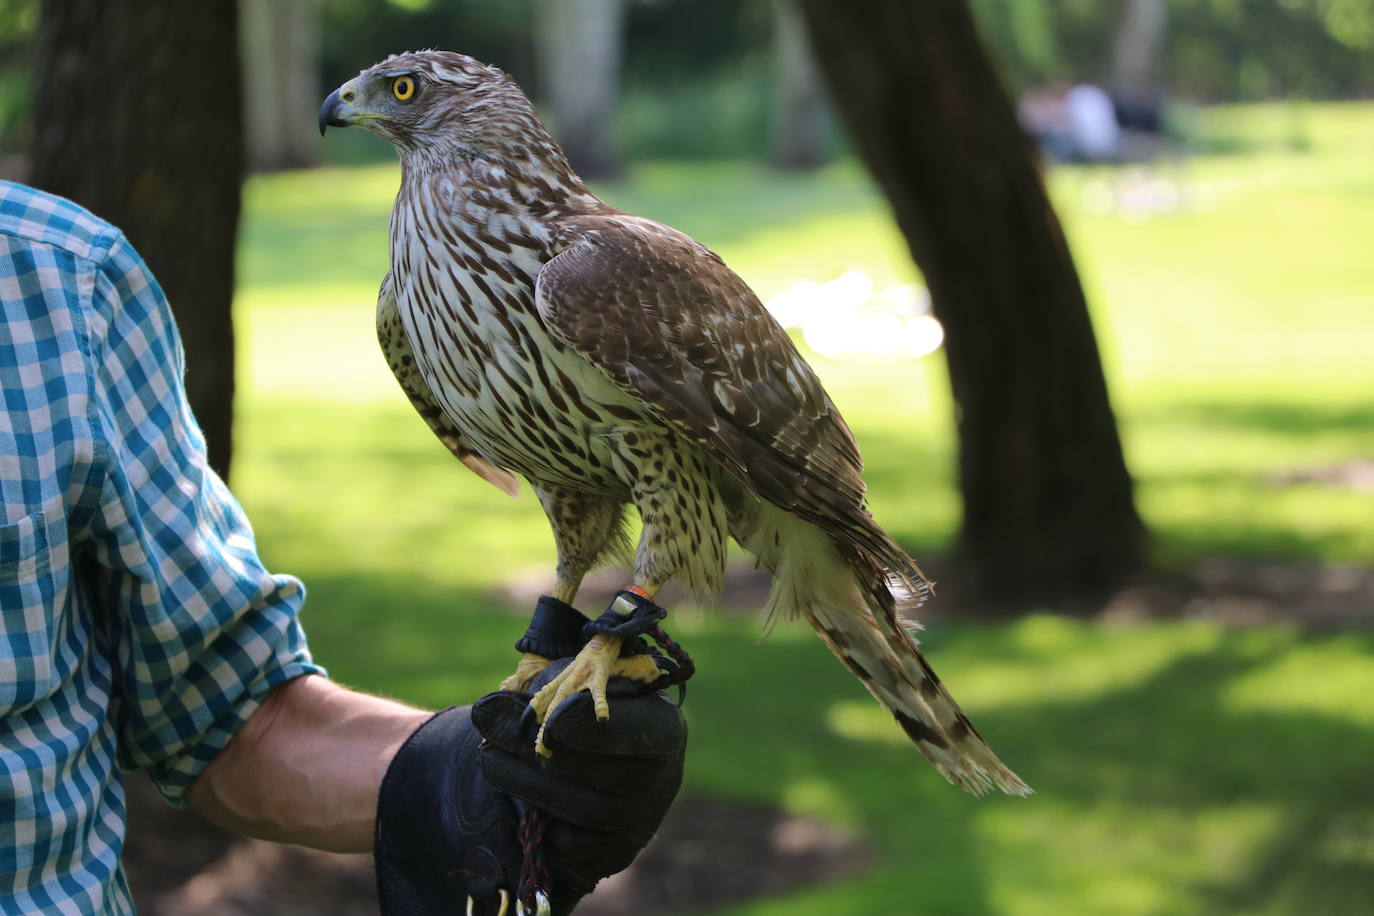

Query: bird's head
[319,50,550,166]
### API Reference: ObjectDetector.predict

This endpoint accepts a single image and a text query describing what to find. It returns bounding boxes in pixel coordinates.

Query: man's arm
[84,233,328,802]
[186,675,430,853]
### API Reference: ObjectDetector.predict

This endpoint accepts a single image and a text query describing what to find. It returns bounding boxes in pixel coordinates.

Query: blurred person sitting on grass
[0,181,685,916]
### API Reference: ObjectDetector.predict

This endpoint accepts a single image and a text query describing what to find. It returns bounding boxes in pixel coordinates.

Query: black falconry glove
[374,599,688,916]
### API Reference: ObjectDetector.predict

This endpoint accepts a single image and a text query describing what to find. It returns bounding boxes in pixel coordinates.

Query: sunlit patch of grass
[1224,636,1374,726]
[975,799,1283,916]
[852,616,1228,717]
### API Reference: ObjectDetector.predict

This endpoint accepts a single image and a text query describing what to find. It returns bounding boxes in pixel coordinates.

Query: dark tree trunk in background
[241,0,322,172]
[770,0,827,171]
[30,0,243,480]
[534,0,625,179]
[1111,0,1168,105]
[796,0,1145,613]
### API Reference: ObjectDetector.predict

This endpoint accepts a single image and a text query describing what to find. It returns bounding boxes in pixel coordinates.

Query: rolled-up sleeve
[81,233,324,806]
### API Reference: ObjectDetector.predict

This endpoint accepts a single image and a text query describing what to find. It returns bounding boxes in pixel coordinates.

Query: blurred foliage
[3,0,1372,161]
[317,0,780,161]
[320,0,537,88]
[617,65,774,160]
[0,0,35,155]
[319,0,773,88]
[972,0,1374,99]
[318,0,1374,105]
[312,0,1374,163]
[618,0,779,159]
[624,0,772,82]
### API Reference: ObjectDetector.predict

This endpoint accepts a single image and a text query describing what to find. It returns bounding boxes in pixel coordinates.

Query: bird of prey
[320,51,1029,796]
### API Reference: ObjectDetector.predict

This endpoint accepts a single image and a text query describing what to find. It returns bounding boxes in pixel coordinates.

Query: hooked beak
[318,86,357,136]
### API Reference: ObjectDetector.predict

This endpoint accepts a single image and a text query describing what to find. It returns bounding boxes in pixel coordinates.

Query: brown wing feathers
[535,216,919,583]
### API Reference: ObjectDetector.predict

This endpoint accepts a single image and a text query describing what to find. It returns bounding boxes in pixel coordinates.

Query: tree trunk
[240,0,322,172]
[770,0,827,171]
[533,0,625,180]
[795,0,1145,613]
[1110,0,1168,105]
[30,0,243,480]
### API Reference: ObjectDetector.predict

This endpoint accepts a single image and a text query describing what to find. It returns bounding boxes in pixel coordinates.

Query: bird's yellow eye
[392,76,415,101]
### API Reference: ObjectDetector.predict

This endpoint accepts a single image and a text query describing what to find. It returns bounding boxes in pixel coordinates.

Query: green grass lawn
[229,102,1374,914]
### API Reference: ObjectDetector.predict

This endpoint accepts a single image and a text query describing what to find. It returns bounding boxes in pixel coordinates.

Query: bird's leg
[503,488,627,694]
[499,655,551,692]
[527,581,664,757]
[499,577,584,693]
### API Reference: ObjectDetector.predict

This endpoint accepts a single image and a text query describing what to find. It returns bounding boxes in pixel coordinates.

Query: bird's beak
[319,84,358,136]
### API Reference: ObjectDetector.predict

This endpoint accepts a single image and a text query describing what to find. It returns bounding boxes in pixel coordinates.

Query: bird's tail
[739,505,1032,796]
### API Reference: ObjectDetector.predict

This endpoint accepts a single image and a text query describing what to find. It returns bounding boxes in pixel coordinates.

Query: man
[0,180,684,915]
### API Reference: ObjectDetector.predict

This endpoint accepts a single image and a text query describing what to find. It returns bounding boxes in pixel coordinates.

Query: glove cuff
[515,595,592,659]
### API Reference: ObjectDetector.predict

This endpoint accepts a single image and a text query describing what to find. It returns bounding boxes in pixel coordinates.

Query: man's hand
[478,659,688,895]
[374,658,687,915]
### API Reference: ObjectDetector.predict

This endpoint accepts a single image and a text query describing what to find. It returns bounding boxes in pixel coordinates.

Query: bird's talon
[515,890,550,916]
[523,634,651,756]
[500,652,552,693]
[591,689,610,721]
[467,889,511,916]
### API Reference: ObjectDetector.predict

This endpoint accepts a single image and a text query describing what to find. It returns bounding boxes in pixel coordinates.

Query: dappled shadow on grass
[1024,637,1374,912]
[1144,513,1372,567]
[987,624,1374,912]
[1132,400,1374,438]
[672,617,1374,913]
[1212,808,1374,915]
[1123,394,1374,566]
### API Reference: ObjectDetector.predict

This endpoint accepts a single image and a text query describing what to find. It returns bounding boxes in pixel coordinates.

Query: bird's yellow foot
[527,634,661,757]
[499,652,553,693]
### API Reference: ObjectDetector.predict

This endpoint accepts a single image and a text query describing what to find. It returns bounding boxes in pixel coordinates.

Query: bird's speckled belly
[393,254,651,496]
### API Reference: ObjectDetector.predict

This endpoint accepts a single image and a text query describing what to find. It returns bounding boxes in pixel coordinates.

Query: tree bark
[770,0,827,171]
[240,0,322,172]
[533,0,625,180]
[795,0,1145,613]
[30,0,243,480]
[1110,0,1168,105]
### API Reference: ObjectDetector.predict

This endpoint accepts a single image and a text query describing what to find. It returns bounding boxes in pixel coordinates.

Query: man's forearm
[187,674,432,853]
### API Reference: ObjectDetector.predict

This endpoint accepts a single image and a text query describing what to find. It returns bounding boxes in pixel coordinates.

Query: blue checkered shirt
[0,182,324,914]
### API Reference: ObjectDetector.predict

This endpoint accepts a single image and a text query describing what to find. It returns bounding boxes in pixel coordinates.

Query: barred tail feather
[739,505,1032,797]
